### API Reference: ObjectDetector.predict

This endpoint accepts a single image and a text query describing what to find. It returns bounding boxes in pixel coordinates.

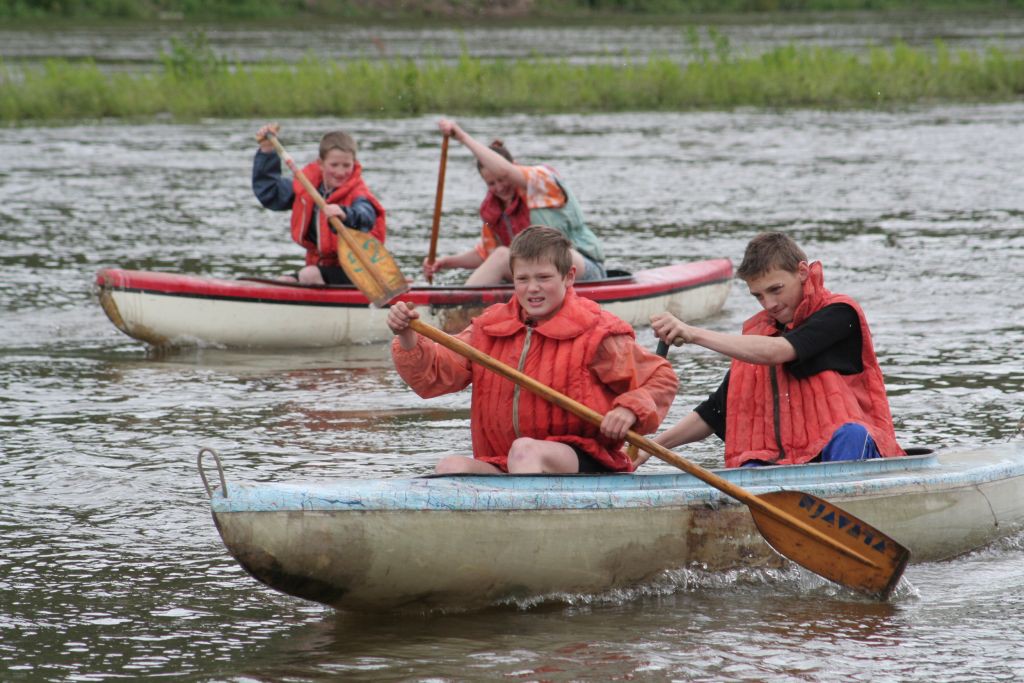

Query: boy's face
[744,261,809,326]
[319,148,356,191]
[513,257,575,323]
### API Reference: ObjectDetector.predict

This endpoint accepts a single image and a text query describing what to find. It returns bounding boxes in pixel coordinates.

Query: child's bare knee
[507,438,541,470]
[297,266,323,285]
[434,456,467,474]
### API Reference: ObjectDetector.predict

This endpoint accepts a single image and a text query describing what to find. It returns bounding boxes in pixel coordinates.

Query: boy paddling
[645,231,904,468]
[389,226,677,474]
[252,123,387,285]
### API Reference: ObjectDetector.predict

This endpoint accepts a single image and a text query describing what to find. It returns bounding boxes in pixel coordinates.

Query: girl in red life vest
[252,123,386,285]
[392,226,677,474]
[643,231,904,469]
[422,118,606,286]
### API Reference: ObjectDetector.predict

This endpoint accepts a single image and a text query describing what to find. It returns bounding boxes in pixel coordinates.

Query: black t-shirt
[695,303,863,439]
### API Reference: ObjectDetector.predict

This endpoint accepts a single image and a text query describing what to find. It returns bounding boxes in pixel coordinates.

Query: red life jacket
[724,261,904,467]
[479,188,531,248]
[467,288,638,472]
[289,161,386,267]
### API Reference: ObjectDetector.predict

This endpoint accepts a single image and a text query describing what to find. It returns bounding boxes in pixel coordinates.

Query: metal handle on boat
[197,447,228,499]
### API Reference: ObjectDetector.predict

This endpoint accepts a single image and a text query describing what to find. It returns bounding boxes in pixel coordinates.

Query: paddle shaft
[408,318,883,570]
[263,133,394,298]
[425,135,449,284]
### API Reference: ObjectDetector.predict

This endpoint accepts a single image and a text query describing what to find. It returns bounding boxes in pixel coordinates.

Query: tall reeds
[2,36,1022,123]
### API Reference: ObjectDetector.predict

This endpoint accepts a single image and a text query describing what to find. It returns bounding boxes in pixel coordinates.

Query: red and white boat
[95,260,733,348]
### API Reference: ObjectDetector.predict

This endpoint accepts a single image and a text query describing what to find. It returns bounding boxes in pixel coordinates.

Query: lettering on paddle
[361,237,382,264]
[344,249,365,273]
[798,494,888,554]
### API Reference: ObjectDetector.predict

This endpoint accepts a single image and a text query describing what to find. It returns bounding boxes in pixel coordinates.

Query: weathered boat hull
[207,443,1024,611]
[96,259,732,348]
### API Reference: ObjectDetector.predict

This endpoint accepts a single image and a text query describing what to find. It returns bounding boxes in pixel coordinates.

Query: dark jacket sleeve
[694,371,729,441]
[341,197,378,232]
[252,150,295,211]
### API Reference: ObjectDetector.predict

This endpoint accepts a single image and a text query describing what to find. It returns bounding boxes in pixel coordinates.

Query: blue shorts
[740,423,881,467]
[578,253,606,281]
[817,423,881,463]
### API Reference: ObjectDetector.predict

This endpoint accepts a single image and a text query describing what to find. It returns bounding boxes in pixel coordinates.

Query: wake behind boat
[202,442,1024,612]
[96,259,732,348]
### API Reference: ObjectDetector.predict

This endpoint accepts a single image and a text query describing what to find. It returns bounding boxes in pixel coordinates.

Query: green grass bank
[3,0,1024,20]
[3,39,1023,123]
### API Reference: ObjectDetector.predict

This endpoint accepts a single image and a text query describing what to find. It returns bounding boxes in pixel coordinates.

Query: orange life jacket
[289,161,386,267]
[724,261,904,467]
[468,289,638,472]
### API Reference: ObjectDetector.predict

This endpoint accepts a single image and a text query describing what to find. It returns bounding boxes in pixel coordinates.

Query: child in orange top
[422,118,606,286]
[390,226,677,474]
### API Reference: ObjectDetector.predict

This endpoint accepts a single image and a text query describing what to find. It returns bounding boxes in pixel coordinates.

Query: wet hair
[509,225,573,277]
[478,138,514,171]
[319,130,357,160]
[736,232,808,281]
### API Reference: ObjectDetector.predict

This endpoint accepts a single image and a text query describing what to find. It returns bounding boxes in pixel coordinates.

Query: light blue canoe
[201,442,1024,611]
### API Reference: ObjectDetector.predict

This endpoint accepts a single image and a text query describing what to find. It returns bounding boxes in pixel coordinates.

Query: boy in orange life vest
[252,123,386,285]
[642,232,904,469]
[389,225,678,474]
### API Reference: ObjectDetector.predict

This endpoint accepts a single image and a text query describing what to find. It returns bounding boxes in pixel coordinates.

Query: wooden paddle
[260,132,409,307]
[406,317,910,600]
[425,134,449,284]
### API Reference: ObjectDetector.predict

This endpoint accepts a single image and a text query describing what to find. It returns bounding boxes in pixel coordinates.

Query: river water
[2,102,1023,680]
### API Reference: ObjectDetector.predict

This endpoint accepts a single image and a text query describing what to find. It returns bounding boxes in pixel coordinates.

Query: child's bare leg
[297,265,326,285]
[506,437,579,474]
[465,247,512,286]
[435,455,503,475]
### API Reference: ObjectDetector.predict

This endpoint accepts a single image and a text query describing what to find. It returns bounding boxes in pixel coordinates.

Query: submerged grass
[3,38,1024,123]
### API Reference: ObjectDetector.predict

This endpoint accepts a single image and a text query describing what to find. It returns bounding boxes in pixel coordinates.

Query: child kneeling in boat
[644,231,905,469]
[389,225,678,474]
[252,123,387,285]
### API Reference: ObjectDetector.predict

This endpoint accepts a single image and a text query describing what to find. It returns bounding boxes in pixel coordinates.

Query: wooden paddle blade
[334,226,409,307]
[749,490,909,599]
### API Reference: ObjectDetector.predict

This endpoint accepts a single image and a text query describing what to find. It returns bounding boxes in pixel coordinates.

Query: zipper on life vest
[512,322,535,438]
[769,365,787,461]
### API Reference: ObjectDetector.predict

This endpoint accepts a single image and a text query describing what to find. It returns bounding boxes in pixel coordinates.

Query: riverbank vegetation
[3,33,1022,122]
[3,0,1024,20]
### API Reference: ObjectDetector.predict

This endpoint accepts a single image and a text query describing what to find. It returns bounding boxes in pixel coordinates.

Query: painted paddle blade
[335,227,410,308]
[749,490,910,599]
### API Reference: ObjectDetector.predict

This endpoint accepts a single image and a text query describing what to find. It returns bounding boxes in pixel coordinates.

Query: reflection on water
[1,104,1022,679]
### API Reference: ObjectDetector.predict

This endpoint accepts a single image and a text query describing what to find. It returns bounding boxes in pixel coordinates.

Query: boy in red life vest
[389,225,678,474]
[642,231,904,469]
[252,123,386,285]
